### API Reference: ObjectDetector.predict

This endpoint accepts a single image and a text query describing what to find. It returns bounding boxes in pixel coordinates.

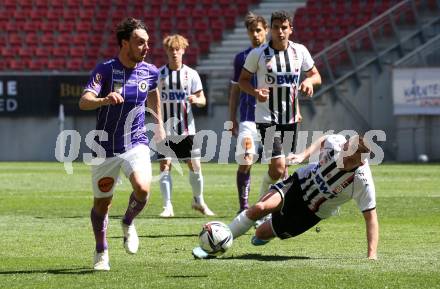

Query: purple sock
[236,171,251,211]
[122,192,147,226]
[91,208,108,253]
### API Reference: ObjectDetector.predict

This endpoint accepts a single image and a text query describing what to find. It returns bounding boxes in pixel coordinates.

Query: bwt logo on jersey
[161,91,188,101]
[265,73,299,85]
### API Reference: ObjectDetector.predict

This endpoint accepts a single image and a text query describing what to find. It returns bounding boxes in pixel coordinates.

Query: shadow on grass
[109,233,198,239]
[166,274,208,278]
[58,215,224,220]
[0,267,95,275]
[222,253,311,261]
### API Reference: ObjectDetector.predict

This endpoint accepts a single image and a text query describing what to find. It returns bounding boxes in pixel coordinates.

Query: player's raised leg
[229,190,283,239]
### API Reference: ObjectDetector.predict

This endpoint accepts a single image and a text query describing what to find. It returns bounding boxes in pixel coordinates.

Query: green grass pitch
[0,162,439,289]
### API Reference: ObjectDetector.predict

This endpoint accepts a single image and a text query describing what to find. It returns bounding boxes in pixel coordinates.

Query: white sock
[159,171,172,207]
[259,172,278,197]
[228,210,255,238]
[189,170,204,204]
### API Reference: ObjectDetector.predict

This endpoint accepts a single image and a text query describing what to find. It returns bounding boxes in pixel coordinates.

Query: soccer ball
[199,221,233,256]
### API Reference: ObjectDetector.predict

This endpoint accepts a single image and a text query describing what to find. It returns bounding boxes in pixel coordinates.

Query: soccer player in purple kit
[79,18,165,271]
[229,12,268,214]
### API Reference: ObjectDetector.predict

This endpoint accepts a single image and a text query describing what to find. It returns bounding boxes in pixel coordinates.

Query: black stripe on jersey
[285,86,290,123]
[169,102,175,120]
[327,170,348,186]
[284,50,291,73]
[269,87,275,122]
[277,86,283,123]
[321,161,337,177]
[168,68,173,90]
[176,70,181,90]
[303,180,315,192]
[264,46,272,73]
[274,50,281,72]
[307,188,320,202]
[177,103,182,135]
[163,103,168,124]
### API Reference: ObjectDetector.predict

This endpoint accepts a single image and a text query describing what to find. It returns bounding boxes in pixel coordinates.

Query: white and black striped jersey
[273,135,376,219]
[158,64,203,136]
[243,41,314,124]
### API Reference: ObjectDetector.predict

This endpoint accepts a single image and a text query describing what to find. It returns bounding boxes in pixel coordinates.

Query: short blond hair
[163,34,189,50]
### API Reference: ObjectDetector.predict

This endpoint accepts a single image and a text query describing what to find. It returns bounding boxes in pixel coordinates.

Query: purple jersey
[231,47,257,122]
[84,57,159,157]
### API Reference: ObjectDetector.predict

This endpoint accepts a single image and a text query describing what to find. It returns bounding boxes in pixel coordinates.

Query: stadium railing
[312,0,440,99]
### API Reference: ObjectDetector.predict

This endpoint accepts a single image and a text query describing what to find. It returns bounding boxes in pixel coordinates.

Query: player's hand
[187,94,197,104]
[255,88,269,102]
[230,119,239,137]
[104,92,124,105]
[299,78,314,97]
[286,153,305,165]
[295,113,303,123]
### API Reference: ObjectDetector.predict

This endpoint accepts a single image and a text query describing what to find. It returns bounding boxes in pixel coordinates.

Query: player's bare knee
[268,168,283,180]
[94,197,112,215]
[133,183,150,200]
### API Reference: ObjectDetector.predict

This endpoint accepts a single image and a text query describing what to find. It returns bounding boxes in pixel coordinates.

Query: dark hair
[115,17,147,47]
[270,10,293,27]
[244,11,268,30]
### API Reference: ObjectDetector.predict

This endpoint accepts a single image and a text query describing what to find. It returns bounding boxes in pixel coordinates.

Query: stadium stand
[0,0,259,71]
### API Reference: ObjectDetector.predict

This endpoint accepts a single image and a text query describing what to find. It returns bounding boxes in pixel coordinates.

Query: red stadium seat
[76,22,92,33]
[18,47,33,58]
[3,0,17,9]
[35,0,49,9]
[28,59,47,71]
[47,9,62,21]
[8,59,25,70]
[73,33,89,46]
[59,21,75,33]
[13,10,28,22]
[57,33,71,47]
[23,21,41,33]
[86,47,100,58]
[70,47,86,57]
[84,59,97,71]
[53,47,69,57]
[1,47,15,58]
[41,33,55,46]
[80,10,94,20]
[8,34,22,46]
[66,58,83,70]
[36,47,51,57]
[48,58,65,70]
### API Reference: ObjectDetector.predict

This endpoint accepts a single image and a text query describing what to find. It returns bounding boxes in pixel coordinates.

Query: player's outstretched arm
[287,135,327,164]
[79,91,124,110]
[363,208,379,260]
[147,88,165,142]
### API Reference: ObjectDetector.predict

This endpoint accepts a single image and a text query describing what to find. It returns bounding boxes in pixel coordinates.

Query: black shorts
[256,123,298,159]
[271,173,321,239]
[156,135,201,160]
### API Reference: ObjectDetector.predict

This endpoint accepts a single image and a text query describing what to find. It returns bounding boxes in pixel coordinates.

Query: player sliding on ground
[193,134,379,260]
